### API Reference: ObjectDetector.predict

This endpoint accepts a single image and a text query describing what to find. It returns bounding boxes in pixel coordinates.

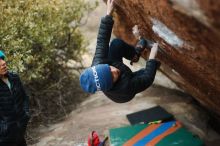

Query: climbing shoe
[135,38,154,56]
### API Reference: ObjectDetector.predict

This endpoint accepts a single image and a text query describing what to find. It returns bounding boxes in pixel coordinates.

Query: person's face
[110,66,120,83]
[0,58,7,76]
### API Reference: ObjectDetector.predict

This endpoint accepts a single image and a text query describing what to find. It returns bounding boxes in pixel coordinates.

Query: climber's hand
[107,0,115,16]
[149,43,159,59]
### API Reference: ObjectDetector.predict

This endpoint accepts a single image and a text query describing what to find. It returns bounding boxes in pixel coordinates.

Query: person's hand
[149,43,159,59]
[107,0,115,16]
[132,25,141,39]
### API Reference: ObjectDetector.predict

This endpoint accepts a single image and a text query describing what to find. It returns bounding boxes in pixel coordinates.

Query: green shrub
[0,0,96,79]
[0,0,97,143]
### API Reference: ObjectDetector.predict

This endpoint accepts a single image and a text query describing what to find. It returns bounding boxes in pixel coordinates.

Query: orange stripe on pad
[146,121,182,146]
[123,124,161,146]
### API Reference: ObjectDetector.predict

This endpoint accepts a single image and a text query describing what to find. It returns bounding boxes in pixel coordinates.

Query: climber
[79,0,160,103]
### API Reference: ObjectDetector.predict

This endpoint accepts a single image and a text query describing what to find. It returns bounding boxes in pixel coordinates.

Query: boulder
[110,0,220,120]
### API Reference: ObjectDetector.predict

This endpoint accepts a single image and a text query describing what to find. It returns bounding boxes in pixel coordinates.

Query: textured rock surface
[111,0,220,119]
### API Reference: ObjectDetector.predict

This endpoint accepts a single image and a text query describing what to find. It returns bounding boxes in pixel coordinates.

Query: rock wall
[110,0,220,119]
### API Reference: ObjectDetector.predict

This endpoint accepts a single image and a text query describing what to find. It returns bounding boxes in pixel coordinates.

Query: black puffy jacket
[0,72,30,143]
[92,15,160,103]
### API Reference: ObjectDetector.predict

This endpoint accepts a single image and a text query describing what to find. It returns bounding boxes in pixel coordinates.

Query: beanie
[80,64,113,93]
[0,50,5,60]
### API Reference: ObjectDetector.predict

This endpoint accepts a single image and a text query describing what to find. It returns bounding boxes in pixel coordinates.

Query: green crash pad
[109,121,204,146]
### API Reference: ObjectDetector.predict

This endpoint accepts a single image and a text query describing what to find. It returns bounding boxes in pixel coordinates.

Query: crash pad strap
[156,128,204,146]
[146,121,181,146]
[133,121,176,146]
[110,121,204,146]
[124,121,181,146]
[123,123,160,146]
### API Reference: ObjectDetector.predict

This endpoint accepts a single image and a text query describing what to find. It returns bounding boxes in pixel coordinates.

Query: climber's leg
[108,38,136,62]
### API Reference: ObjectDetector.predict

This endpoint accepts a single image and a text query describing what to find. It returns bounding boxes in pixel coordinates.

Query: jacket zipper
[0,78,12,94]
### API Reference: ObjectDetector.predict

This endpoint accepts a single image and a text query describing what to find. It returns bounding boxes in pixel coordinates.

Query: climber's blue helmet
[0,50,6,60]
[80,64,113,93]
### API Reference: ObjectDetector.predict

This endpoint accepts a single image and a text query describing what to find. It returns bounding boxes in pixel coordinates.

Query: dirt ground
[31,85,220,146]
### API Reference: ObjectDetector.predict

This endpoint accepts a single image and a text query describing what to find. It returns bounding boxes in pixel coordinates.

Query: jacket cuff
[147,59,161,69]
[102,15,114,24]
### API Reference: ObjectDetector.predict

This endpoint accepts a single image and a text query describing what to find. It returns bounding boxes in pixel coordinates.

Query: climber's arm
[148,43,159,59]
[91,0,116,66]
[131,43,160,93]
